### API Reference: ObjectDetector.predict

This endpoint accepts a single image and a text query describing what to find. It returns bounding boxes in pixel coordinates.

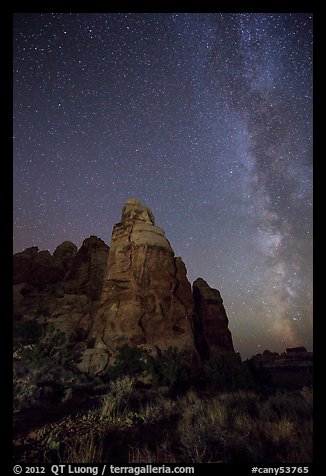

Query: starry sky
[13,12,313,358]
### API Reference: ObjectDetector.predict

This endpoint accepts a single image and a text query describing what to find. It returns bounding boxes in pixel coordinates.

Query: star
[13,12,312,358]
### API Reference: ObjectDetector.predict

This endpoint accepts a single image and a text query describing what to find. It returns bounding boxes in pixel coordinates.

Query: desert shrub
[261,390,313,421]
[174,390,313,463]
[202,352,254,391]
[13,319,43,350]
[102,344,149,381]
[100,376,135,419]
[13,363,42,413]
[222,390,260,418]
[141,395,178,424]
[98,376,149,430]
[101,345,192,395]
[244,359,273,389]
[14,385,313,464]
[18,345,44,363]
[146,346,192,393]
[16,323,68,365]
[176,393,258,463]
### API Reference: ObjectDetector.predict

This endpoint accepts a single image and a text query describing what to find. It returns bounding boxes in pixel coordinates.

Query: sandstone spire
[83,199,195,373]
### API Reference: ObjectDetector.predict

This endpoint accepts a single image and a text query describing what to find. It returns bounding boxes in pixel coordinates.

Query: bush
[201,352,255,391]
[15,322,77,369]
[102,344,149,381]
[13,319,43,350]
[244,359,273,389]
[100,345,193,395]
[146,347,192,393]
[100,376,135,419]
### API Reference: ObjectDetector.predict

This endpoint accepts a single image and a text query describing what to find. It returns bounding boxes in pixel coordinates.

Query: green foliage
[18,345,44,362]
[124,411,146,426]
[102,344,149,381]
[47,438,60,450]
[101,345,192,395]
[147,347,192,393]
[13,319,43,349]
[15,322,70,366]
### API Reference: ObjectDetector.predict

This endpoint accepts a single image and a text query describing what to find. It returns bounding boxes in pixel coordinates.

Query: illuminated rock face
[87,199,195,373]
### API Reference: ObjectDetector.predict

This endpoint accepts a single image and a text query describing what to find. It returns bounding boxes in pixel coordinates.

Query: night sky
[13,13,313,358]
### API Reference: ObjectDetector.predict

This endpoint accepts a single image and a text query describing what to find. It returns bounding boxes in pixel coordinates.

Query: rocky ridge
[248,347,313,389]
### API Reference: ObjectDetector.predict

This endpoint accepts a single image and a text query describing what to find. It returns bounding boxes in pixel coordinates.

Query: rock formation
[65,236,109,299]
[13,200,236,375]
[248,347,313,389]
[83,199,195,373]
[13,246,65,285]
[13,236,109,344]
[53,241,77,275]
[193,278,234,358]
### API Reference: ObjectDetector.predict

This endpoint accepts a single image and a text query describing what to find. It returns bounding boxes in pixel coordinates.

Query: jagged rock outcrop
[13,247,65,285]
[13,237,109,343]
[193,278,234,358]
[65,236,109,299]
[83,199,195,373]
[53,241,77,275]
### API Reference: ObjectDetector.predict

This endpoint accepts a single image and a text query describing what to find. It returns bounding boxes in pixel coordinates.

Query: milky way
[13,13,313,358]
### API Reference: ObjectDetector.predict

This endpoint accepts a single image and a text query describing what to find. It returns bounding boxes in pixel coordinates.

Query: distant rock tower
[192,278,235,359]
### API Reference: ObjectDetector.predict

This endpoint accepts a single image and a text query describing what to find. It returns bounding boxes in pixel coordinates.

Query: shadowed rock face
[65,236,109,299]
[53,241,78,275]
[87,199,195,372]
[13,247,65,285]
[193,277,234,357]
[13,237,109,348]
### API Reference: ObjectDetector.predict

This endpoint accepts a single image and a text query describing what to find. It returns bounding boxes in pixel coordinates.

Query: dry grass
[99,375,135,424]
[130,389,313,464]
[140,395,177,423]
[63,430,105,463]
[21,383,312,464]
[129,438,177,463]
